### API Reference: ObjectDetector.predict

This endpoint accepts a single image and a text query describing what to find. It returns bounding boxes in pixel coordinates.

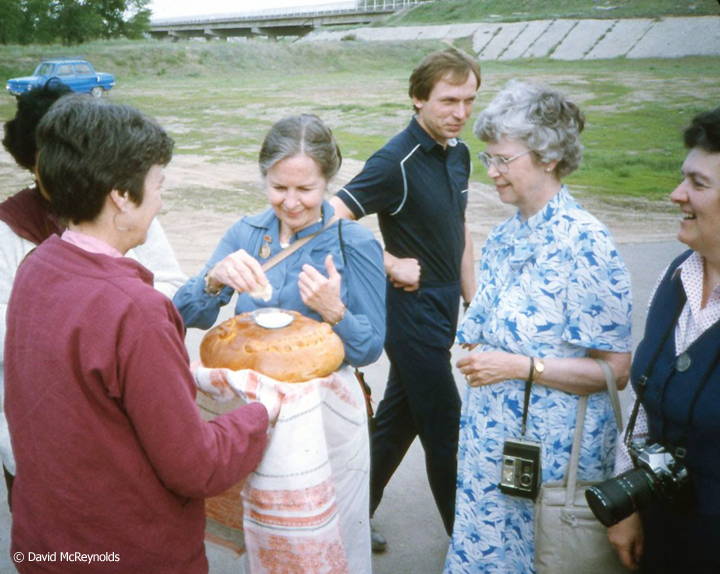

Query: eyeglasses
[477,150,532,174]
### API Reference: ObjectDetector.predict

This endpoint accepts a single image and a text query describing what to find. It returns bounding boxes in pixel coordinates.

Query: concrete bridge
[149,0,422,41]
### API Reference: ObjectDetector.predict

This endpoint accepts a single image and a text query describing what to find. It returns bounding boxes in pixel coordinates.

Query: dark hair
[408,48,481,112]
[2,83,72,171]
[683,107,720,153]
[36,95,174,224]
[259,114,342,181]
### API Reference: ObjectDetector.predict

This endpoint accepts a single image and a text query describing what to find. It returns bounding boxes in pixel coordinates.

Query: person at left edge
[0,83,187,510]
[4,94,269,574]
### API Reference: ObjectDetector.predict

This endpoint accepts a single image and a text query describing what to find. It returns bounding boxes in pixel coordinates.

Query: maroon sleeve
[119,315,269,499]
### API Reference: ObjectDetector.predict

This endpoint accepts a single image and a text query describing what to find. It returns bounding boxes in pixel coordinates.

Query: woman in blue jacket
[174,113,385,573]
[174,114,386,368]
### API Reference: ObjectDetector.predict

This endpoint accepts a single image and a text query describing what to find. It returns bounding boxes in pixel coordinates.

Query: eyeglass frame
[477,149,532,173]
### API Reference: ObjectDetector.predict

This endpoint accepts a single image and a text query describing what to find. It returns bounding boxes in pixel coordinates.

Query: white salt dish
[251,308,294,329]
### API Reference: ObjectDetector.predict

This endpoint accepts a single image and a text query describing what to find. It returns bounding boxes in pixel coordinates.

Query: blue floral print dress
[444,187,632,573]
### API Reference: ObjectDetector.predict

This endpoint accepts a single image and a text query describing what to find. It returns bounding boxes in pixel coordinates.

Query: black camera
[499,437,542,500]
[585,441,693,527]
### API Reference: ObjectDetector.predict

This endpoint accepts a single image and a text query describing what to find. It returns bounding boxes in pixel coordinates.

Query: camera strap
[624,298,683,449]
[521,359,534,436]
[625,294,720,459]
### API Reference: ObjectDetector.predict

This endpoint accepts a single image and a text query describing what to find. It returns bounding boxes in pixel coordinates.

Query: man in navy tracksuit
[330,48,480,549]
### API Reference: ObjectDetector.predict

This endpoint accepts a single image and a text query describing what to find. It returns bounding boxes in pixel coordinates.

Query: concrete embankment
[302,16,720,60]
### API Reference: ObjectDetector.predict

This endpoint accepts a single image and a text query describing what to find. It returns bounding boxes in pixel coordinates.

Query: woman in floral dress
[444,81,633,573]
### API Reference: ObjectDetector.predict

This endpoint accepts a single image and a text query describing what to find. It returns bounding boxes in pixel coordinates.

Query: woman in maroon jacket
[4,94,270,573]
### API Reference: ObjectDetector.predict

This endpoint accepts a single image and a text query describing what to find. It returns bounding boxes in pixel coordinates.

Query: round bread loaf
[200,310,345,382]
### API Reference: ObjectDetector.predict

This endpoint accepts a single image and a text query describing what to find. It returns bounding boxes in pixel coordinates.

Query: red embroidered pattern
[253,533,349,573]
[246,479,335,512]
[248,502,339,529]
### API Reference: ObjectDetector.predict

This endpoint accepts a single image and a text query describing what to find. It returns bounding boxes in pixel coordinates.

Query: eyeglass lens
[478,153,509,173]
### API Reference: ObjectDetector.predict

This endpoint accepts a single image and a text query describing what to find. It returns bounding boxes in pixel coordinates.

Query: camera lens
[585,469,655,527]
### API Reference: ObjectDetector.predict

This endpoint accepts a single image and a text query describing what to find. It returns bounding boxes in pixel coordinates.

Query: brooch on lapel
[259,235,272,260]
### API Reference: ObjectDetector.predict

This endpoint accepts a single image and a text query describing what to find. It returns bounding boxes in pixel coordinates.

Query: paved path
[0,240,687,573]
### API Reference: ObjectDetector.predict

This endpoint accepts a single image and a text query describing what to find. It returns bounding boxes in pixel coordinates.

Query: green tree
[27,0,58,44]
[94,0,151,40]
[122,0,151,39]
[0,0,24,44]
[0,0,152,45]
[51,0,104,45]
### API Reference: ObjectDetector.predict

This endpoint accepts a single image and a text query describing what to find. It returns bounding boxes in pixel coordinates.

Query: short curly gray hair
[474,80,585,177]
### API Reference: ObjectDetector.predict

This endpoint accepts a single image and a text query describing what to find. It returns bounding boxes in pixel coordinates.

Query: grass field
[1,40,719,206]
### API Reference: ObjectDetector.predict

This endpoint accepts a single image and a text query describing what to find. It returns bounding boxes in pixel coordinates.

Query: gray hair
[259,114,342,181]
[474,80,585,177]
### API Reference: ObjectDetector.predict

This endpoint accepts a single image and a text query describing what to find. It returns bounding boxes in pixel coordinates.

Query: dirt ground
[0,150,679,277]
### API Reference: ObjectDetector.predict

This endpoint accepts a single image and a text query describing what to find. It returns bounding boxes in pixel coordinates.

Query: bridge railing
[151,0,423,26]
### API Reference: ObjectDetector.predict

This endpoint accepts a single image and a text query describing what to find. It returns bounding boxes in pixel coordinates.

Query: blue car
[6,59,115,97]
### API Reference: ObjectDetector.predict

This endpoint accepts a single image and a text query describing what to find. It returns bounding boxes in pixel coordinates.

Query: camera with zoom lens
[585,441,693,527]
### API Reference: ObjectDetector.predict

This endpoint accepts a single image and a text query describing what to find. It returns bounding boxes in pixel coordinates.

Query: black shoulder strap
[338,218,347,266]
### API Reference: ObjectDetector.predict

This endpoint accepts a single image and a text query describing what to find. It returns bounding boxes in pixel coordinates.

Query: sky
[149,0,342,19]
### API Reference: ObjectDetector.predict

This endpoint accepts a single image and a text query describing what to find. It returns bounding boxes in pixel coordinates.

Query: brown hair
[37,94,173,224]
[683,106,720,153]
[408,48,481,111]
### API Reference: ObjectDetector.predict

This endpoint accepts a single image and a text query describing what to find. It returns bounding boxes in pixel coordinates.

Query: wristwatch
[328,303,347,327]
[533,358,546,381]
[204,272,222,297]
